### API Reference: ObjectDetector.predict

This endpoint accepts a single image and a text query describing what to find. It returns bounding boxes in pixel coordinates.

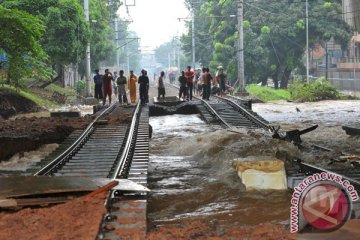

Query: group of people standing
[178,65,228,101]
[93,69,149,106]
[92,65,229,106]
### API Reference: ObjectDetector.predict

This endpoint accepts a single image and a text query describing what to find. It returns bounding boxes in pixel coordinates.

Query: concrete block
[233,156,287,190]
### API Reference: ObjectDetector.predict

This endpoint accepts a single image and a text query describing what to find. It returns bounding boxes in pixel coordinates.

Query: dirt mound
[147,220,295,240]
[0,89,39,119]
[0,193,107,240]
[0,116,92,161]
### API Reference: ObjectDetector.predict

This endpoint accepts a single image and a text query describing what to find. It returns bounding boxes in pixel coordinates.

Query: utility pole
[237,0,245,92]
[306,0,309,83]
[126,43,130,73]
[325,42,328,80]
[191,6,196,70]
[84,0,91,97]
[115,17,120,68]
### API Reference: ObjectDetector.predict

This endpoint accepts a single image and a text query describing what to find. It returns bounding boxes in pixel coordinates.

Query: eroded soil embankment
[0,89,40,119]
[0,117,92,161]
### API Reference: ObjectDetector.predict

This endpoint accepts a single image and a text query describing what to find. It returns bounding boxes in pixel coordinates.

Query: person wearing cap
[184,65,195,100]
[127,70,138,103]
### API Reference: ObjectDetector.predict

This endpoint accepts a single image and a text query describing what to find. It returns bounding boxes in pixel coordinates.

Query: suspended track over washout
[2,82,360,237]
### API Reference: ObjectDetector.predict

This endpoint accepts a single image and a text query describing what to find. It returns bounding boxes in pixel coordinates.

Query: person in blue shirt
[93,69,103,99]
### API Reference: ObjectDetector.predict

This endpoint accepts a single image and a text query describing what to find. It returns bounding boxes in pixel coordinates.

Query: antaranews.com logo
[290,171,359,233]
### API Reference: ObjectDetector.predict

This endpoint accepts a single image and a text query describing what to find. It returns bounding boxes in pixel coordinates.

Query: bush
[289,77,339,102]
[75,80,86,95]
[246,84,291,101]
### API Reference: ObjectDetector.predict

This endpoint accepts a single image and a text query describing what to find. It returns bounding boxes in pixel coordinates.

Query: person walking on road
[93,69,103,100]
[178,71,187,100]
[102,69,113,105]
[158,71,166,101]
[138,69,149,105]
[184,66,195,100]
[116,70,128,105]
[127,70,137,103]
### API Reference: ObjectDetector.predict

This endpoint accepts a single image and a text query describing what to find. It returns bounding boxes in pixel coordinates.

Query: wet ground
[148,114,291,228]
[1,86,359,238]
[147,98,360,238]
[253,100,360,165]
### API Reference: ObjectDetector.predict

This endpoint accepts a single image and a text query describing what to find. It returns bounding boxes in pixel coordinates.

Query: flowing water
[0,143,59,172]
[253,100,360,165]
[148,114,292,227]
[148,100,360,226]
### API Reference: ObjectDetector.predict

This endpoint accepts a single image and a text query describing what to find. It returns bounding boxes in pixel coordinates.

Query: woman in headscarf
[127,70,138,103]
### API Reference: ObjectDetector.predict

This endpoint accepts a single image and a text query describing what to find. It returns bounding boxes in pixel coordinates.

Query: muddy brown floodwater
[147,114,294,239]
[147,99,360,239]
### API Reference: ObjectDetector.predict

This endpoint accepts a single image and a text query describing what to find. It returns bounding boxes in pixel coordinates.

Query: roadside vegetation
[288,77,340,102]
[246,84,291,102]
[1,81,79,108]
[246,77,348,102]
[181,0,350,89]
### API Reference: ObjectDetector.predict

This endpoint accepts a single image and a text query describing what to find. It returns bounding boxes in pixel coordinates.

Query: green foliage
[324,2,332,8]
[246,84,291,102]
[181,0,351,89]
[155,38,181,70]
[2,0,89,65]
[1,84,59,108]
[0,6,51,88]
[261,26,270,34]
[296,19,305,30]
[45,83,76,96]
[75,80,86,94]
[243,20,250,29]
[288,77,339,102]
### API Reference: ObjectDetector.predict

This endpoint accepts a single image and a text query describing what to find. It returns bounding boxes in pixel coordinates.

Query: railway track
[33,102,120,177]
[166,82,272,131]
[202,95,271,130]
[31,102,150,239]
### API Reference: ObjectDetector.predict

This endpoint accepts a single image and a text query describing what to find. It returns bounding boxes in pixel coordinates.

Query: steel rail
[214,95,273,131]
[165,82,232,128]
[34,103,117,176]
[198,97,232,128]
[298,161,360,188]
[166,82,271,130]
[111,101,141,179]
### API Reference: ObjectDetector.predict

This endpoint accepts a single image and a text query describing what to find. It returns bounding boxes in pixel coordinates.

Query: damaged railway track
[29,102,150,239]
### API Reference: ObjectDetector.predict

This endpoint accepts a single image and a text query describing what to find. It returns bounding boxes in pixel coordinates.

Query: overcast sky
[119,0,190,51]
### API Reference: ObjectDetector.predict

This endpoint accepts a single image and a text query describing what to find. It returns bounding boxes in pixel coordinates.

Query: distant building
[343,0,360,31]
[312,0,360,91]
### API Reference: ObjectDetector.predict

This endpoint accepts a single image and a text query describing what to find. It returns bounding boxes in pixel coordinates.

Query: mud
[149,102,200,116]
[0,89,40,119]
[147,220,295,240]
[0,193,107,240]
[0,116,92,161]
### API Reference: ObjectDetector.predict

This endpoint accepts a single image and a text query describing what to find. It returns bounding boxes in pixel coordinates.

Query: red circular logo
[301,183,351,231]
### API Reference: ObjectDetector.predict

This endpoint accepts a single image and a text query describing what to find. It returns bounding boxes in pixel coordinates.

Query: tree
[0,6,49,88]
[2,0,89,82]
[181,0,352,88]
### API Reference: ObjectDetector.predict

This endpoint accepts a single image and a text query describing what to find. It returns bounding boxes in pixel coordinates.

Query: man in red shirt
[184,66,195,100]
[102,69,113,106]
